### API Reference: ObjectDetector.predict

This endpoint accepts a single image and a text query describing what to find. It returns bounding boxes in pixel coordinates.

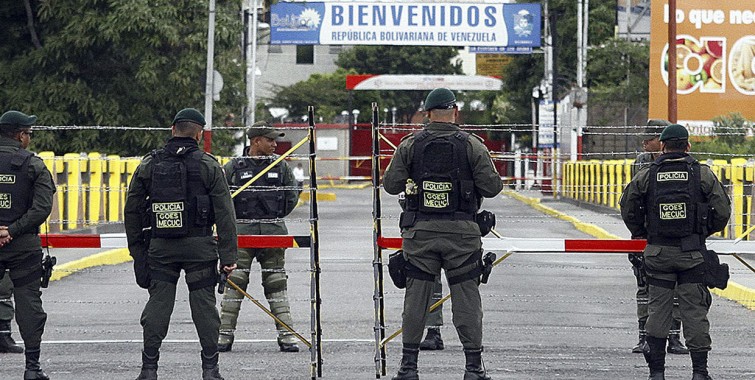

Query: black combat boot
[419,328,444,351]
[0,320,24,353]
[23,347,49,380]
[201,350,225,380]
[667,320,689,354]
[135,349,159,380]
[690,351,713,380]
[463,348,491,380]
[217,333,234,352]
[392,346,419,380]
[632,320,648,354]
[643,336,666,380]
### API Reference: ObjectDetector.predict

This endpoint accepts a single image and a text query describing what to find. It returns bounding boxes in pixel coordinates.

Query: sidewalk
[506,188,755,309]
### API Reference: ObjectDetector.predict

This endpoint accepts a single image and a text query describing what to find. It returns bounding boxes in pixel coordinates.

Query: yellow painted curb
[50,248,132,282]
[299,192,337,202]
[711,281,755,310]
[503,190,755,310]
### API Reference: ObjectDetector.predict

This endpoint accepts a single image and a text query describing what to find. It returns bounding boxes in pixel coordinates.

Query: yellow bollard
[88,153,104,226]
[107,155,123,222]
[63,153,82,230]
[730,158,747,239]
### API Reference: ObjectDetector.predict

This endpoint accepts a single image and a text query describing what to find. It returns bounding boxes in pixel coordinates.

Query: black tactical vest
[0,149,34,225]
[646,154,702,241]
[408,130,478,219]
[231,158,285,220]
[148,143,213,238]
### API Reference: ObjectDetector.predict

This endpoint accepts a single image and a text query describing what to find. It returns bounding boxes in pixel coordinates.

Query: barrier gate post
[307,106,323,379]
[371,103,388,377]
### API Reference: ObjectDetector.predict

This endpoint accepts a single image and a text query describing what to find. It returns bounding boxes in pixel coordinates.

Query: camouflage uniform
[218,156,300,352]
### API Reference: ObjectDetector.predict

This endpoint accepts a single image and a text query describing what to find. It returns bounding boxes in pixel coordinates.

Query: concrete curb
[502,190,755,311]
[50,248,132,283]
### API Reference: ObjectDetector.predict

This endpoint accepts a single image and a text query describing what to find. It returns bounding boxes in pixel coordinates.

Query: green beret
[659,124,689,142]
[172,108,206,126]
[642,119,671,139]
[423,88,456,111]
[0,110,37,127]
[247,121,284,140]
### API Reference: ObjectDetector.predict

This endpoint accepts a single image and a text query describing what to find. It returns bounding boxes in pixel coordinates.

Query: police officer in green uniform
[620,124,730,380]
[383,88,503,380]
[0,110,55,379]
[0,274,25,353]
[125,108,238,380]
[629,119,688,355]
[217,121,301,353]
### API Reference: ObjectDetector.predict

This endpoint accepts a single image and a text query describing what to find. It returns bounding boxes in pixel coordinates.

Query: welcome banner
[649,1,755,126]
[270,2,541,48]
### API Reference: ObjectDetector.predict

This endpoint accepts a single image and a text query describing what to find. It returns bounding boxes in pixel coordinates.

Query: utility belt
[645,250,729,290]
[387,249,496,289]
[647,234,704,252]
[399,211,474,229]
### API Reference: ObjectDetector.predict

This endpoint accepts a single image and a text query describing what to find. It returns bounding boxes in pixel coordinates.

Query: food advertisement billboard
[649,1,755,130]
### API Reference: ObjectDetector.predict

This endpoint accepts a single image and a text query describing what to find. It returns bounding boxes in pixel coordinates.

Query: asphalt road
[1,187,753,379]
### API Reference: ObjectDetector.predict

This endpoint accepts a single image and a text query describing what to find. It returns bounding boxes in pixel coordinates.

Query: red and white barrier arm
[41,234,312,249]
[377,236,755,255]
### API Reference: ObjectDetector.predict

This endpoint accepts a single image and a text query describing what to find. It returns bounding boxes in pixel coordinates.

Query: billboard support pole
[668,0,678,123]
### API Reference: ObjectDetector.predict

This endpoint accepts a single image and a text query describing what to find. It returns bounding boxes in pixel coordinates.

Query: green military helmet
[172,108,206,126]
[423,88,456,111]
[0,110,37,127]
[659,124,689,141]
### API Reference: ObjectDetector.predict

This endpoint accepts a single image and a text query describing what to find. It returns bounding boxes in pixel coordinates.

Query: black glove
[475,210,496,237]
[132,254,151,289]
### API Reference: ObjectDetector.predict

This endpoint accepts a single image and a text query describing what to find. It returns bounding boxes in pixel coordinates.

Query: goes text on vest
[152,202,185,228]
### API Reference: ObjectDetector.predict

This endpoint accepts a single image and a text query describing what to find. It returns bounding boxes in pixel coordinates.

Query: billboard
[270,2,541,48]
[649,1,755,127]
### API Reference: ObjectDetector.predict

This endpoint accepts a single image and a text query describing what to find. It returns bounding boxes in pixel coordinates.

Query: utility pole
[248,0,259,128]
[203,0,216,152]
[668,0,677,122]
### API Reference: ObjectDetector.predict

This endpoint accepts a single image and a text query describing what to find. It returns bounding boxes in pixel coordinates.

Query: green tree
[694,113,755,160]
[586,38,650,125]
[269,68,381,124]
[267,46,464,125]
[495,0,616,125]
[0,0,245,156]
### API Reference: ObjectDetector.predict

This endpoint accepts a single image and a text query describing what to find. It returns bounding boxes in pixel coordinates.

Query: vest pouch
[151,160,189,238]
[195,195,211,226]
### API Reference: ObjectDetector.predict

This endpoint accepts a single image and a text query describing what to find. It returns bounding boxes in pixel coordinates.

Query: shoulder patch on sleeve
[469,133,485,142]
[203,152,219,162]
[400,133,414,142]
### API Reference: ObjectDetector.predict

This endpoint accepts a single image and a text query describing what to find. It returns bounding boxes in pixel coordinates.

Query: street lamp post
[391,107,397,127]
[340,110,349,124]
[352,109,360,125]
